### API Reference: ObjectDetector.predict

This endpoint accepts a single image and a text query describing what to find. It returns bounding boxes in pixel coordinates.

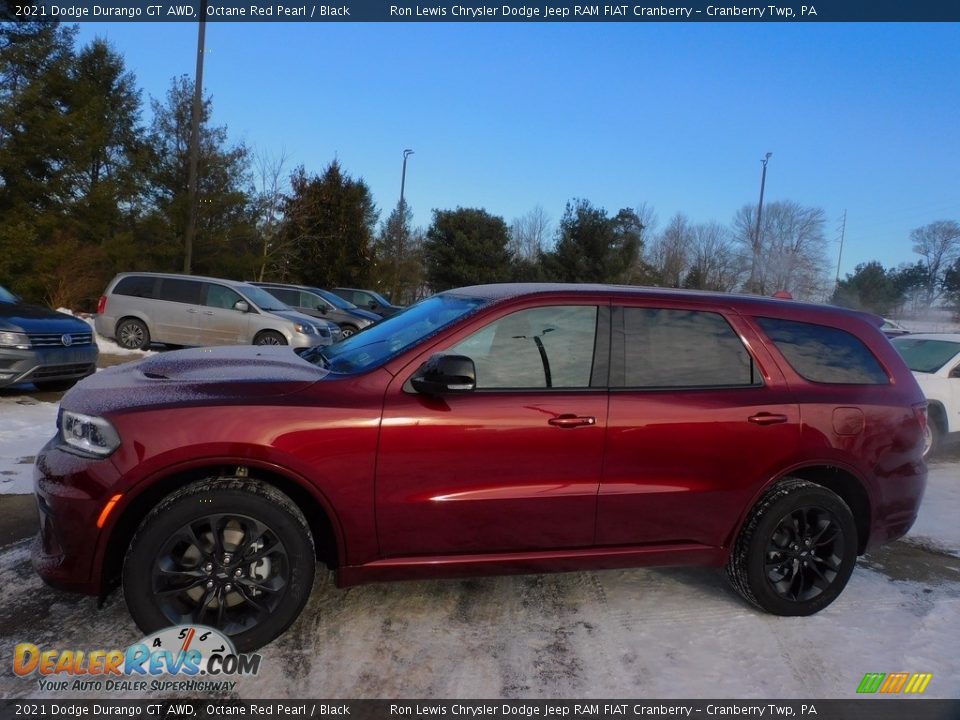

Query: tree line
[2,22,957,318]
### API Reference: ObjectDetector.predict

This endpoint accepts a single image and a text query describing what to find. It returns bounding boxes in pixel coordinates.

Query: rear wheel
[116,318,150,350]
[923,410,945,459]
[123,479,315,652]
[727,478,857,616]
[253,330,287,346]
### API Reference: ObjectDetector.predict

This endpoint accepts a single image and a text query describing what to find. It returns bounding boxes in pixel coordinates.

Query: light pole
[749,152,772,291]
[400,149,414,208]
[183,0,209,274]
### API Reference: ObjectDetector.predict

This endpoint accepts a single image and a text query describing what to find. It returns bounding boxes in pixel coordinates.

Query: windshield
[0,285,17,304]
[301,293,488,374]
[315,288,357,311]
[238,284,291,312]
[892,338,960,373]
[368,290,393,307]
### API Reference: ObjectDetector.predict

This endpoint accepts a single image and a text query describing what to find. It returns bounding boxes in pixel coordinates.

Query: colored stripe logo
[857,672,933,694]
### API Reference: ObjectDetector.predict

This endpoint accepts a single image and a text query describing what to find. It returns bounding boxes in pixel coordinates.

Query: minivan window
[757,317,889,385]
[205,284,243,310]
[450,306,598,389]
[158,278,201,305]
[113,276,156,299]
[615,308,757,388]
[238,284,290,312]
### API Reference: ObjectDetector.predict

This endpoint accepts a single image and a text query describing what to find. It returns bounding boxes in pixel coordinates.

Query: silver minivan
[95,272,340,350]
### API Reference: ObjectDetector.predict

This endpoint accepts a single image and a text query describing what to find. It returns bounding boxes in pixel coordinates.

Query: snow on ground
[0,396,57,494]
[56,308,156,357]
[911,459,960,554]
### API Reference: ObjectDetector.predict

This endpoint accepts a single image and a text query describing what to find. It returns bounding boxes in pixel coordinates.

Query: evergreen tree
[278,161,378,288]
[423,208,512,292]
[547,199,642,283]
[375,199,424,304]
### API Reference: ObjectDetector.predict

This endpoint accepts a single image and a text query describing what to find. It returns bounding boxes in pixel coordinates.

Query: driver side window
[449,306,598,389]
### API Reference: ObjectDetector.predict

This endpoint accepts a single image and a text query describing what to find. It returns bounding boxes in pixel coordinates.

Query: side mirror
[411,354,476,396]
[234,300,250,313]
[368,301,378,310]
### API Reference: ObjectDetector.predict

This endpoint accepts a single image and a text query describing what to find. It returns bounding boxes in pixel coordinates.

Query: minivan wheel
[123,479,315,652]
[339,324,359,338]
[116,318,150,350]
[727,478,857,616]
[253,331,287,346]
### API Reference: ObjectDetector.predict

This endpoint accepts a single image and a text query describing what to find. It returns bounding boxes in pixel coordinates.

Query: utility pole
[749,152,772,292]
[393,149,413,302]
[183,0,208,274]
[835,209,847,286]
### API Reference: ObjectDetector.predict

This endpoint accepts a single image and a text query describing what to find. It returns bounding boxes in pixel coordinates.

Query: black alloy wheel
[763,506,844,602]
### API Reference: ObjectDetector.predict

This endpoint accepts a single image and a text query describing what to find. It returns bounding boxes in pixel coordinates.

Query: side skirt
[335,543,726,587]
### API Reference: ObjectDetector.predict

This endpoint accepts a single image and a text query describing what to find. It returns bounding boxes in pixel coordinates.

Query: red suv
[33,284,928,650]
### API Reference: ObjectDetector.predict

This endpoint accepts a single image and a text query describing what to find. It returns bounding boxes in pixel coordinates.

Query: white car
[891,333,960,456]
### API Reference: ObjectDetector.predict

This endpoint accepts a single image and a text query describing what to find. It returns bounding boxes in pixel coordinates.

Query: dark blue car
[0,284,98,391]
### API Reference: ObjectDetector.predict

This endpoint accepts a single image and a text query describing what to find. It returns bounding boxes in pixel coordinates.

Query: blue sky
[75,21,959,277]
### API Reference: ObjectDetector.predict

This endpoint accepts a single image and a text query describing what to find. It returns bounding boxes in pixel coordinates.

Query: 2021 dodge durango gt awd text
[33,284,928,650]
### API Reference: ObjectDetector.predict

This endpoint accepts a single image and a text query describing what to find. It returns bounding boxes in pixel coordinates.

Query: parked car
[891,333,960,456]
[880,318,910,337]
[253,282,380,338]
[0,283,98,392]
[95,272,340,350]
[330,287,404,317]
[34,284,927,651]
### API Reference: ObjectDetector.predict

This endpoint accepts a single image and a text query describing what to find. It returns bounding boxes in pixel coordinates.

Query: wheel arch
[100,461,342,594]
[114,314,152,338]
[729,464,872,556]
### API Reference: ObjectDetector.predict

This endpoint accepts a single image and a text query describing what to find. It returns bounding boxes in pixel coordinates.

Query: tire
[116,318,150,350]
[123,479,316,652]
[727,478,857,616]
[339,324,359,338]
[254,330,287,346]
[923,411,945,459]
[33,379,79,393]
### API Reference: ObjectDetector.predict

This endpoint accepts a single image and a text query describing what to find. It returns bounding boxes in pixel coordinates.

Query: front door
[376,304,609,556]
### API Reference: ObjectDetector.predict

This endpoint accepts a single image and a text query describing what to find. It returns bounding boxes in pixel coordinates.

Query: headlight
[60,410,121,457]
[0,331,31,349]
[293,323,315,335]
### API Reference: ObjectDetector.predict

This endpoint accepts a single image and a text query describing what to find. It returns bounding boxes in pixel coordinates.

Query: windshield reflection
[301,293,488,373]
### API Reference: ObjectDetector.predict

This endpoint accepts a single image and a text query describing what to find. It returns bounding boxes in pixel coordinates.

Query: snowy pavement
[0,379,958,698]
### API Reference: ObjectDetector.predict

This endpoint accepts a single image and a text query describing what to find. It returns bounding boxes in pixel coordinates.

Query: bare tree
[732,201,829,300]
[509,205,551,260]
[252,147,291,281]
[649,212,693,287]
[686,222,744,291]
[911,220,960,305]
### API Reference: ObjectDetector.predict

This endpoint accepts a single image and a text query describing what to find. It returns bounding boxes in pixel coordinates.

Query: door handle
[748,412,789,425]
[186,308,198,314]
[548,415,596,428]
[203,311,214,315]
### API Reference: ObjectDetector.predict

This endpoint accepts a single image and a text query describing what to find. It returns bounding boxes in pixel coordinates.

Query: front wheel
[123,479,315,652]
[253,330,287,346]
[727,478,857,616]
[339,324,359,338]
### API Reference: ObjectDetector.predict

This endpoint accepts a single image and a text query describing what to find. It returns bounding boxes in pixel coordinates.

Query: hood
[0,302,90,333]
[63,345,328,416]
[272,309,338,330]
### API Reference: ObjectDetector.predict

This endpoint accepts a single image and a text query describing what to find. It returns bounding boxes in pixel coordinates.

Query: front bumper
[0,344,98,388]
[288,329,336,348]
[31,437,121,595]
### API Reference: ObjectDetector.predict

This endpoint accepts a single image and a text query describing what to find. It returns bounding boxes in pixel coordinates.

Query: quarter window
[615,308,758,388]
[756,317,888,385]
[113,276,156,299]
[449,306,598,389]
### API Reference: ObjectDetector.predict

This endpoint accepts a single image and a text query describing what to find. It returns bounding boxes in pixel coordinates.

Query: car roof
[443,282,881,324]
[114,271,257,287]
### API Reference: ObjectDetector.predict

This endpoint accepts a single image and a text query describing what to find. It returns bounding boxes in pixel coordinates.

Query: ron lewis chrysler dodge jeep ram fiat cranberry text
[33,284,928,650]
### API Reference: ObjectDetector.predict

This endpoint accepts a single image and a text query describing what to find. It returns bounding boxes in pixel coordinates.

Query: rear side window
[158,279,201,305]
[614,308,758,388]
[113,276,156,299]
[756,317,888,385]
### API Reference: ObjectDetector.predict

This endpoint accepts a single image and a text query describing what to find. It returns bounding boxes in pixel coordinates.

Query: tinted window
[157,278,201,305]
[261,287,297,306]
[301,291,332,312]
[204,284,243,310]
[450,306,598,389]
[616,308,757,388]
[113,276,156,299]
[757,317,888,385]
[0,284,18,304]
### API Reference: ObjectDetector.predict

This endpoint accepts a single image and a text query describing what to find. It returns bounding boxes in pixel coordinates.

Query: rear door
[597,303,800,549]
[154,278,204,345]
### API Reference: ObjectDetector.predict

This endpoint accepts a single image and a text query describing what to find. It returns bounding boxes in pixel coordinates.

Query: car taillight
[913,403,928,434]
[96,295,107,314]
